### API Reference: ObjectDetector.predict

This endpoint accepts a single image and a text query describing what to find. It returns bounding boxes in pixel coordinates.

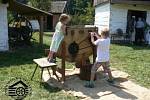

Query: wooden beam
[39,16,44,45]
[8,0,52,16]
[61,41,66,82]
[111,0,150,5]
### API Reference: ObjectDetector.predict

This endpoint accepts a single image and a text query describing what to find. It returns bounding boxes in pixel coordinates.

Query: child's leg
[102,62,113,81]
[90,62,100,82]
[48,51,54,60]
[85,62,100,88]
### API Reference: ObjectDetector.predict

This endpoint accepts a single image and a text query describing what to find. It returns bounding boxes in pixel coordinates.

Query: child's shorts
[91,62,110,73]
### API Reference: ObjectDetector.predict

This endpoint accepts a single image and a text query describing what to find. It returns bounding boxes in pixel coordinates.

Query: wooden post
[93,46,96,63]
[61,41,66,82]
[39,16,44,45]
[93,27,98,63]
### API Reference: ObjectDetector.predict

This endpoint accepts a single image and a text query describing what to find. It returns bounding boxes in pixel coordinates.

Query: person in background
[47,14,70,62]
[135,18,145,45]
[85,29,114,88]
[128,16,136,44]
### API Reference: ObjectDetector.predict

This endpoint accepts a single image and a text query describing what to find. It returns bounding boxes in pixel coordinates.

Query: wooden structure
[94,0,150,35]
[8,0,52,44]
[57,26,97,62]
[0,0,52,51]
[46,26,98,82]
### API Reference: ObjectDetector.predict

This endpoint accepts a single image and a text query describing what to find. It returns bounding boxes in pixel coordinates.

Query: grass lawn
[0,32,150,99]
[0,32,78,100]
[110,44,150,88]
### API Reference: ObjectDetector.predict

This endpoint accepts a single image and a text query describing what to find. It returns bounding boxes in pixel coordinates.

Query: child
[47,14,70,62]
[85,29,114,88]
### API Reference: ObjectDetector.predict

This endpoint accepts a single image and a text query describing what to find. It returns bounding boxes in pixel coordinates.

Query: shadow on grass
[0,42,49,68]
[42,82,62,93]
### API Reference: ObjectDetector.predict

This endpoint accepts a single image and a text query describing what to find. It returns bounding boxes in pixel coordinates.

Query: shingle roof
[8,0,52,16]
[50,1,67,13]
[94,0,109,6]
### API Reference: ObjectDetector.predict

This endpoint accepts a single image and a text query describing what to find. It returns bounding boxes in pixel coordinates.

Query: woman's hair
[101,29,109,37]
[59,14,70,22]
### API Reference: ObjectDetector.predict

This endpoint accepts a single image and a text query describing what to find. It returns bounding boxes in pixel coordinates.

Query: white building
[94,0,150,34]
[0,3,9,51]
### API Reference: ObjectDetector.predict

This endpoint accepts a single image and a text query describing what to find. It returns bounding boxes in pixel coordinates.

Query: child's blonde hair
[101,28,109,38]
[59,14,70,22]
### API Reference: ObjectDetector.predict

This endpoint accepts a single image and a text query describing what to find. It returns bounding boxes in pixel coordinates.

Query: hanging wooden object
[45,26,98,82]
[56,26,98,63]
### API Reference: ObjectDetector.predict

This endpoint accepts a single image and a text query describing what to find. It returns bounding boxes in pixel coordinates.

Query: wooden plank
[111,0,150,5]
[8,0,52,16]
[39,16,44,45]
[61,41,66,82]
[94,0,150,6]
[93,27,98,63]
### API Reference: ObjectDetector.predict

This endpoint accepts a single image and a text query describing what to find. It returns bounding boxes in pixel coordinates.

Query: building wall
[110,4,128,34]
[94,3,110,34]
[110,4,150,34]
[147,12,150,25]
[0,4,9,51]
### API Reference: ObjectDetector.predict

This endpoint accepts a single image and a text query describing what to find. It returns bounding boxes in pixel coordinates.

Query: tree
[27,0,94,25]
[68,0,94,25]
[28,0,51,11]
[1,0,8,4]
[68,0,92,15]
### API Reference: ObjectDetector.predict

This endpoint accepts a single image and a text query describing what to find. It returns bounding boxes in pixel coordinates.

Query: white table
[31,58,59,83]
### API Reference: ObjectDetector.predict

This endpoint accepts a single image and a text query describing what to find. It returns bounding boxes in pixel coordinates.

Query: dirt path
[43,68,150,100]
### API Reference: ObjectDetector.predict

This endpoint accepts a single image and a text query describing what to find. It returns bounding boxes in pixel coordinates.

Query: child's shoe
[84,81,90,87]
[47,58,56,63]
[84,81,94,88]
[107,79,114,84]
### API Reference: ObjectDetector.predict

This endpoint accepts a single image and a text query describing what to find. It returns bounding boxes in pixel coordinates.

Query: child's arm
[91,33,95,45]
[61,24,66,34]
[94,33,101,39]
[91,32,100,45]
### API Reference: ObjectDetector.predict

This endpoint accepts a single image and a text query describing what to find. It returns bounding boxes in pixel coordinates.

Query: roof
[50,1,67,13]
[8,0,52,16]
[94,0,109,6]
[111,0,150,5]
[94,0,150,6]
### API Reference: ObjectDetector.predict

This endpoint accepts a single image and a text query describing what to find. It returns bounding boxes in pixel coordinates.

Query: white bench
[31,58,59,83]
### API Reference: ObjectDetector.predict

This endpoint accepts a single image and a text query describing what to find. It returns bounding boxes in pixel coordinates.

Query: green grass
[0,32,150,99]
[110,44,150,88]
[0,32,78,100]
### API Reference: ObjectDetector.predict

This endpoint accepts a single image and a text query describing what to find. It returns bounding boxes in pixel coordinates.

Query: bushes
[0,0,8,4]
[68,1,94,25]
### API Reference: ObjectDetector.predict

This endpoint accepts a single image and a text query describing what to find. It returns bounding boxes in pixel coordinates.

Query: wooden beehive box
[56,25,98,63]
